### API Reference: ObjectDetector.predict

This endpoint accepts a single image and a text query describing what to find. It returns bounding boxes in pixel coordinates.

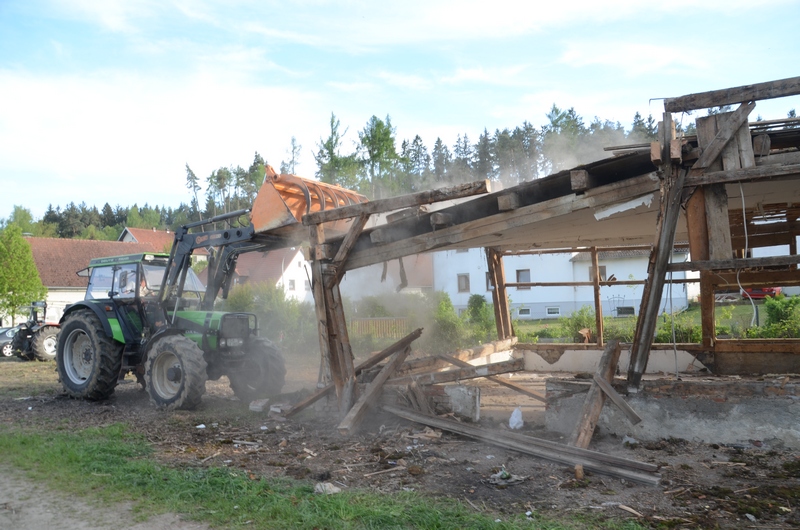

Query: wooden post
[684,188,716,348]
[591,247,604,346]
[309,224,337,390]
[486,247,512,339]
[627,112,685,388]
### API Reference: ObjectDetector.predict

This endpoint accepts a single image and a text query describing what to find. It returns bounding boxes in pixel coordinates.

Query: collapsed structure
[266,76,800,456]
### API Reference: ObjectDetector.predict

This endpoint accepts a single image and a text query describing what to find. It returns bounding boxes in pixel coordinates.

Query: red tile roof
[197,248,302,286]
[120,227,208,255]
[26,237,161,288]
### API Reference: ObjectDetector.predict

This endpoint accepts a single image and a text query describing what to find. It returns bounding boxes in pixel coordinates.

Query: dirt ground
[2,353,800,529]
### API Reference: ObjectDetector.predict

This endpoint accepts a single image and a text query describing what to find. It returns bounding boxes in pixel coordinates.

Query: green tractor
[56,210,286,410]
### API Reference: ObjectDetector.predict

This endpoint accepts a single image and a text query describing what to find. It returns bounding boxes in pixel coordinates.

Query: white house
[432,247,691,319]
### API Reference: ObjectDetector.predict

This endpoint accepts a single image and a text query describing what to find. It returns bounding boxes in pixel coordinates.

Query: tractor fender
[60,302,124,343]
[140,327,192,364]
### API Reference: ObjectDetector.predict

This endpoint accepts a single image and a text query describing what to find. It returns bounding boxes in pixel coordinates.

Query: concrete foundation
[521,344,707,374]
[546,376,800,449]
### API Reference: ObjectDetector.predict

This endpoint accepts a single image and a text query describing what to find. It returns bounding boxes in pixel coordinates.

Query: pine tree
[0,224,47,324]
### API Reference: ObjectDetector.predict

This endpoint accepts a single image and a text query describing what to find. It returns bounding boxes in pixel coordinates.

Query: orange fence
[349,317,409,339]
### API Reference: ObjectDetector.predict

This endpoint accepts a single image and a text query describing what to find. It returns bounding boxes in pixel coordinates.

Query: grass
[0,422,647,529]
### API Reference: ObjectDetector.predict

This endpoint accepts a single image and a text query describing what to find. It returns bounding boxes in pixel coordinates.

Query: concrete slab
[546,375,800,449]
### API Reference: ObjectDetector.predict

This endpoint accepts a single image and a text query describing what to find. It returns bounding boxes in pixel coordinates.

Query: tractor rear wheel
[57,311,122,400]
[31,326,58,362]
[144,335,207,410]
[228,338,286,403]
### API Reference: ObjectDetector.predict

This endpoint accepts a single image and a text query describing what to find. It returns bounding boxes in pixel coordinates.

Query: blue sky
[1,0,798,220]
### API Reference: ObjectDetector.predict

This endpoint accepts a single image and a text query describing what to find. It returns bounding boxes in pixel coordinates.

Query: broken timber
[387,357,524,387]
[398,337,518,375]
[286,328,423,418]
[383,405,661,486]
[338,345,412,435]
[438,353,546,403]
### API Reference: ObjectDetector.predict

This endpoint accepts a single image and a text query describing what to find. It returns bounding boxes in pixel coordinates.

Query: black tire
[228,338,286,403]
[31,326,59,362]
[56,311,123,401]
[144,335,207,410]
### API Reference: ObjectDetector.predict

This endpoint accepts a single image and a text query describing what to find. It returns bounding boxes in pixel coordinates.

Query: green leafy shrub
[466,294,495,343]
[603,317,636,342]
[654,312,701,343]
[558,305,595,342]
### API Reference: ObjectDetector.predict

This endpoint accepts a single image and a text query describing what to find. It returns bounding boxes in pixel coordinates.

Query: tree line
[6,104,794,239]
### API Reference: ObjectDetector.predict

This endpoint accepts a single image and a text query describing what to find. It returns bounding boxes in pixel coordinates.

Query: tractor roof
[87,253,170,268]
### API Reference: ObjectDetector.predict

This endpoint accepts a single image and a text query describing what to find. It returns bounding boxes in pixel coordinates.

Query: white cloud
[559,40,710,77]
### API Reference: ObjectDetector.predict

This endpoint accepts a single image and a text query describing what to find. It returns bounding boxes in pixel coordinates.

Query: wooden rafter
[664,76,800,112]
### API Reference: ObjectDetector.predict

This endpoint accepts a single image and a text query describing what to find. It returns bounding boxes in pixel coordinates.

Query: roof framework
[301,76,800,413]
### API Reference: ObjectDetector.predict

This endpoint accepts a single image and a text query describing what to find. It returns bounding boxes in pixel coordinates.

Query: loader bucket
[251,166,368,235]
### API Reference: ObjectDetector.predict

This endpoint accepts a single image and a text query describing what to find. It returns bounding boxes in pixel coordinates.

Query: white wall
[432,248,690,319]
[276,252,315,304]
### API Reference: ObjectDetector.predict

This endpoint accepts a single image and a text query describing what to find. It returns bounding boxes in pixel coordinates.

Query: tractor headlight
[220,337,244,348]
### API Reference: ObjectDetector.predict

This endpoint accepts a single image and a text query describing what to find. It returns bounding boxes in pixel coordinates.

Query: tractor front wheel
[57,311,122,400]
[144,335,207,410]
[31,326,59,362]
[227,338,286,403]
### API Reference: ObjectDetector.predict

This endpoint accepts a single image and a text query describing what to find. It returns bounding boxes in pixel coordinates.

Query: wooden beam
[399,337,518,375]
[438,353,547,403]
[430,212,455,228]
[683,162,800,187]
[669,139,682,164]
[286,328,423,417]
[383,405,661,485]
[386,206,426,223]
[628,112,685,388]
[326,212,369,288]
[690,102,755,174]
[570,340,622,448]
[486,247,513,340]
[345,172,662,271]
[570,169,596,192]
[591,247,604,346]
[303,180,491,225]
[338,346,412,435]
[497,193,520,211]
[387,357,524,386]
[592,374,642,425]
[667,254,800,272]
[649,142,662,166]
[664,76,800,112]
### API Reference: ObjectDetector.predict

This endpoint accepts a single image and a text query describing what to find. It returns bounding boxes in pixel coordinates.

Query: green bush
[603,317,636,342]
[763,294,800,327]
[654,312,701,343]
[558,305,595,342]
[466,294,495,343]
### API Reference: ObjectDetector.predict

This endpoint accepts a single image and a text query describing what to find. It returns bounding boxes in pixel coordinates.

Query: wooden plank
[664,76,800,112]
[683,162,800,187]
[438,353,547,403]
[338,346,412,435]
[592,374,642,425]
[382,405,661,485]
[387,357,524,386]
[669,139,682,164]
[399,337,518,374]
[303,180,491,225]
[691,102,755,174]
[286,328,423,417]
[570,340,622,448]
[386,206,426,223]
[668,254,800,272]
[497,193,520,211]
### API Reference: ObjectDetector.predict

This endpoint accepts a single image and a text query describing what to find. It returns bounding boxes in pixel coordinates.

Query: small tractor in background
[12,301,59,361]
[55,166,368,410]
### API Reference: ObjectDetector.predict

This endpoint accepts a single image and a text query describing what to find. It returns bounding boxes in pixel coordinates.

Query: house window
[288,279,296,290]
[546,307,561,317]
[304,280,311,290]
[516,269,530,290]
[485,272,492,291]
[518,308,531,316]
[589,265,607,282]
[457,273,470,293]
